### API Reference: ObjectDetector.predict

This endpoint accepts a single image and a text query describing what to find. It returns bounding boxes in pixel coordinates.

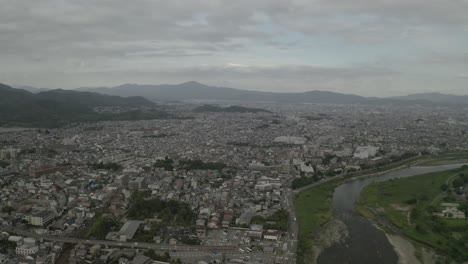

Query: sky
[1,0,468,97]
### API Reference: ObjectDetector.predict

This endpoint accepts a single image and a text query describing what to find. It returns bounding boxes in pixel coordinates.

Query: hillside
[77,82,468,106]
[14,85,50,93]
[0,83,167,127]
[77,81,371,104]
[36,89,156,108]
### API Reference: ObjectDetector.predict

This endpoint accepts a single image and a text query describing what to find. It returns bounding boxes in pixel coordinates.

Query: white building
[353,146,379,159]
[16,243,39,256]
[25,210,56,227]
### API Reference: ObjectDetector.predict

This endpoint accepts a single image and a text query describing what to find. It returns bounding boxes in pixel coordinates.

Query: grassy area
[354,205,377,222]
[418,159,468,166]
[417,152,468,166]
[295,179,340,264]
[358,166,468,262]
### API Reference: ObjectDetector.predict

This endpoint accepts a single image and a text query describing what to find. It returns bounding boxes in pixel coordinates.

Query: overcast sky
[1,0,468,97]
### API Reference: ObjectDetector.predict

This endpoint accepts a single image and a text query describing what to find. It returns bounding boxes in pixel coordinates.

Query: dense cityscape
[1,102,467,264]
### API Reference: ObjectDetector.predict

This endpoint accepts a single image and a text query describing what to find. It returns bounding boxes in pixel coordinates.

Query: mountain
[77,81,372,104]
[193,104,271,113]
[14,85,50,93]
[35,89,156,108]
[0,83,166,127]
[391,93,468,105]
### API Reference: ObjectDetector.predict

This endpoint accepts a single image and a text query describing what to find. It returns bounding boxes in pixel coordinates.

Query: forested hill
[0,83,167,127]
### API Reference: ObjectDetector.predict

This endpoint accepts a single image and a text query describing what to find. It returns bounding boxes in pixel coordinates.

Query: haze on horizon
[1,0,468,97]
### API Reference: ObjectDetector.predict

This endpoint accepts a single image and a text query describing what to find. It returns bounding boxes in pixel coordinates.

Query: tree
[1,206,14,215]
[441,184,449,191]
[452,178,464,189]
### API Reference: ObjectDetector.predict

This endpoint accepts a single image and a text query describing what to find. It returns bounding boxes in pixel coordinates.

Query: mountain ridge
[390,93,468,104]
[0,83,166,127]
[76,81,373,104]
[75,81,468,105]
[10,82,468,105]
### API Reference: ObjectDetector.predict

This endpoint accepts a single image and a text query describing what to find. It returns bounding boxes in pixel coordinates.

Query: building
[436,203,466,219]
[16,243,39,256]
[222,210,233,227]
[353,146,379,159]
[248,224,264,239]
[263,230,280,241]
[106,220,143,242]
[25,210,56,227]
[237,209,255,226]
[128,177,146,190]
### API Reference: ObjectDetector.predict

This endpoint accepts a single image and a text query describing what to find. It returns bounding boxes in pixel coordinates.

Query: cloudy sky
[1,0,468,96]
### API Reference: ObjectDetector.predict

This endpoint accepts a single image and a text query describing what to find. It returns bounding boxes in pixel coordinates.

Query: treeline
[179,159,226,171]
[153,157,174,171]
[292,172,339,189]
[251,209,289,231]
[0,161,9,168]
[153,158,226,171]
[127,191,195,225]
[452,170,468,189]
[91,162,122,171]
[85,215,119,239]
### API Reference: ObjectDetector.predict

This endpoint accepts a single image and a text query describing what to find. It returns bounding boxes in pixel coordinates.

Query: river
[317,164,465,264]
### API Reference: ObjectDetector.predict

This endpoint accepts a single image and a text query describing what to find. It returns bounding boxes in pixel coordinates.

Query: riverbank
[295,179,339,264]
[294,152,468,264]
[358,166,468,263]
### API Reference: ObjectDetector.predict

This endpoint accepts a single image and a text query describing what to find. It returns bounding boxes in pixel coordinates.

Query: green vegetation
[1,206,15,215]
[295,179,340,263]
[127,191,195,225]
[302,114,331,121]
[419,159,468,166]
[153,158,226,171]
[251,209,289,231]
[142,133,176,139]
[153,157,174,171]
[418,152,468,166]
[0,238,16,254]
[292,176,320,189]
[0,83,171,127]
[85,215,119,239]
[179,159,226,171]
[0,160,9,168]
[91,162,122,171]
[294,152,468,264]
[358,166,468,262]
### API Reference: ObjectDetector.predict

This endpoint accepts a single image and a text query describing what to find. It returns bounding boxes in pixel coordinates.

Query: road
[1,227,236,253]
[282,188,298,264]
[2,226,282,263]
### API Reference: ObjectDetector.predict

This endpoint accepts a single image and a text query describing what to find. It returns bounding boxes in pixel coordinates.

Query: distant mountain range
[390,93,468,105]
[77,81,372,104]
[14,85,50,93]
[76,81,468,106]
[0,83,167,127]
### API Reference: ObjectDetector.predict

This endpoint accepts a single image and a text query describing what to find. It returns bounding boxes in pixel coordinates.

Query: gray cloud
[1,0,467,96]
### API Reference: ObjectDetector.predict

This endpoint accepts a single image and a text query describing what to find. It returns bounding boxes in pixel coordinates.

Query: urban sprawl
[0,103,467,264]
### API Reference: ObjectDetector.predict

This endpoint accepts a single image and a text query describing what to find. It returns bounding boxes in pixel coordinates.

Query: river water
[317,164,465,264]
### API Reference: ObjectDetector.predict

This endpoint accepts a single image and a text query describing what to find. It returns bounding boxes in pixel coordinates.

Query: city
[2,0,468,263]
[1,102,467,263]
